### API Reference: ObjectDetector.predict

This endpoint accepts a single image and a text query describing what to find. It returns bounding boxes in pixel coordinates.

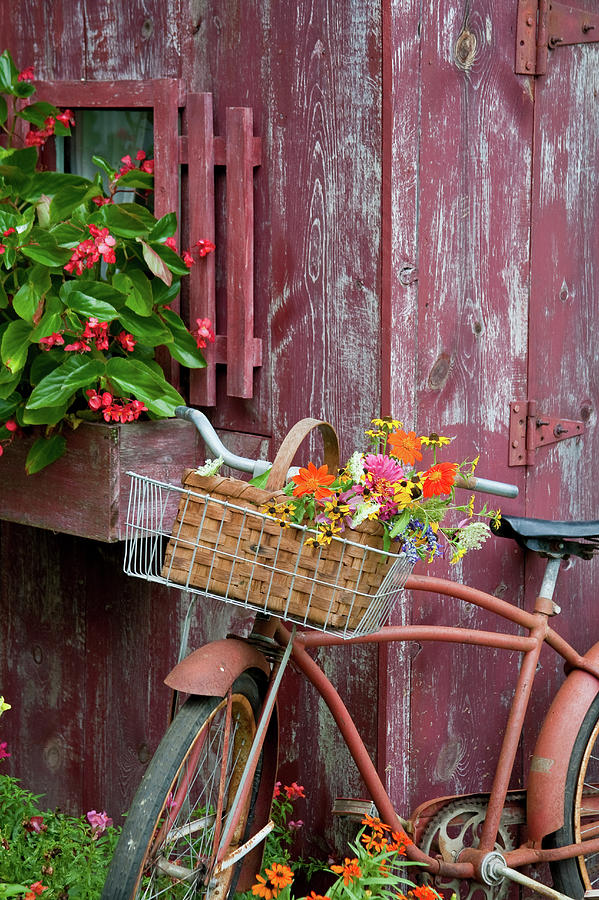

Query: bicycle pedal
[333,798,378,820]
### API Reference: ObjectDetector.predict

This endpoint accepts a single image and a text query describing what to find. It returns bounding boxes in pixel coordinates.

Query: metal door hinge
[509,401,585,466]
[516,0,599,75]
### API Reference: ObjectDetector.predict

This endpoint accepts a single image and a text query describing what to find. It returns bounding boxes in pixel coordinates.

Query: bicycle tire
[547,691,599,898]
[101,673,266,900]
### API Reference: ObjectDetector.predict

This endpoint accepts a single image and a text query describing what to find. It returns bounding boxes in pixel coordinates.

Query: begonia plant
[0,49,215,473]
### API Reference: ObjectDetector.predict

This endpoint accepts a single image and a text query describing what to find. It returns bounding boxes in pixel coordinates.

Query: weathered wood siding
[1,0,598,868]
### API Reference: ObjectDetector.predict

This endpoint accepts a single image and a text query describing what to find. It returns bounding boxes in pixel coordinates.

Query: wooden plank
[522,38,599,776]
[188,93,217,407]
[408,0,533,812]
[226,107,257,399]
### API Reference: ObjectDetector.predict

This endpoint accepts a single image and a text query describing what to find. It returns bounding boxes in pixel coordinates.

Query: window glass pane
[58,109,153,200]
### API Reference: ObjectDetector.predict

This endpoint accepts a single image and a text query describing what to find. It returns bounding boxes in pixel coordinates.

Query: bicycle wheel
[102,673,266,900]
[548,692,599,898]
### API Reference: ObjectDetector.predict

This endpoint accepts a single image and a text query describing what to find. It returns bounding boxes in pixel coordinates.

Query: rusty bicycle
[101,407,599,900]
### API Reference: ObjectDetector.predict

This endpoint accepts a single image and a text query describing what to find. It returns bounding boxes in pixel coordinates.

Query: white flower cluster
[345,451,366,482]
[194,456,224,476]
[455,521,492,550]
[352,501,381,528]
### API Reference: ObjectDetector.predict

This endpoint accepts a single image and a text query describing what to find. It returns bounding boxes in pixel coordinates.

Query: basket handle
[265,418,340,491]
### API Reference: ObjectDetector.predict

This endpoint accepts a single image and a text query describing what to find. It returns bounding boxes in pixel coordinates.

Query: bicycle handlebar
[176,406,519,499]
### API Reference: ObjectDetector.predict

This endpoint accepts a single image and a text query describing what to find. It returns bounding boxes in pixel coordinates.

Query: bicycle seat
[493,515,599,559]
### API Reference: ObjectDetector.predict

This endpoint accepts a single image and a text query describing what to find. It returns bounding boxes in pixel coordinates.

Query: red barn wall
[1,0,599,864]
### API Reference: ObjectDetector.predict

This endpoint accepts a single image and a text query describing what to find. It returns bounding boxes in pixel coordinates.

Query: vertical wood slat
[152,79,183,393]
[226,107,258,399]
[188,93,217,407]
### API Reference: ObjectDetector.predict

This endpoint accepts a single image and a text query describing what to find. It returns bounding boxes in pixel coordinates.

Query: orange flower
[306,893,331,900]
[292,462,336,499]
[387,828,413,855]
[267,863,294,890]
[331,857,362,886]
[361,813,391,834]
[408,886,439,900]
[387,430,423,465]
[422,462,457,498]
[252,863,294,898]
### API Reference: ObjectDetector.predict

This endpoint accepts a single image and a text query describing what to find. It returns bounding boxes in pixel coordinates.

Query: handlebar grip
[456,474,519,499]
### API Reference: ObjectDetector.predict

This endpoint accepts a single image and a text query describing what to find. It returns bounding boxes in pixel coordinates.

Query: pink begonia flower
[86,809,113,834]
[288,820,304,831]
[0,741,10,759]
[273,781,281,799]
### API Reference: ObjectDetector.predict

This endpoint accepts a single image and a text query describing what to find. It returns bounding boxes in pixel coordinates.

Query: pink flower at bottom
[0,741,10,759]
[86,809,113,835]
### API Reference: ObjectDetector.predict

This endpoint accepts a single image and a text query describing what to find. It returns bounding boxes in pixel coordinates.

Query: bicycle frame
[165,565,599,891]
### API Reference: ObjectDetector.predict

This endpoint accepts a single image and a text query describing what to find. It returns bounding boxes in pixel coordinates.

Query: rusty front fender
[164,638,271,696]
[527,641,599,842]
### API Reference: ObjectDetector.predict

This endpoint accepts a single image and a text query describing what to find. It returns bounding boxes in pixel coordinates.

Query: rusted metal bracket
[516,0,599,75]
[509,401,585,466]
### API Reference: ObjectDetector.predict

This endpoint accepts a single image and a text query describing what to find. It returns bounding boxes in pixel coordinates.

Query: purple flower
[86,809,113,835]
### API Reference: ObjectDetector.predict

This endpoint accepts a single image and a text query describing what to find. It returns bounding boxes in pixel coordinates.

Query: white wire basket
[123,472,414,639]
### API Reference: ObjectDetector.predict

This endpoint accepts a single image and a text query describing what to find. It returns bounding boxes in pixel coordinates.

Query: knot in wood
[455,27,477,70]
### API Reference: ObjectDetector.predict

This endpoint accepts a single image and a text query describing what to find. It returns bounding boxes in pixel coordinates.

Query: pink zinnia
[363,454,404,482]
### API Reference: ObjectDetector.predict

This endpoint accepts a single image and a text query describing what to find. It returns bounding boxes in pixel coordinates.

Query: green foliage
[0,49,214,472]
[0,776,120,899]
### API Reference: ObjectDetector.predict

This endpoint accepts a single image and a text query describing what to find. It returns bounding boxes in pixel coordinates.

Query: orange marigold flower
[292,462,336,499]
[307,893,331,900]
[422,462,458,498]
[331,857,362,886]
[387,429,423,465]
[252,876,276,900]
[361,831,388,853]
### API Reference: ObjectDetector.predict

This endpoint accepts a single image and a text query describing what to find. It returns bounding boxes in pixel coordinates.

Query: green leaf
[149,212,177,242]
[389,508,411,539]
[25,171,91,201]
[0,49,19,93]
[138,239,172,286]
[12,264,51,321]
[92,155,117,179]
[60,280,125,319]
[49,182,98,223]
[105,357,184,417]
[113,270,153,316]
[161,309,207,368]
[152,276,182,307]
[16,100,59,128]
[1,319,32,373]
[31,311,63,341]
[93,202,156,237]
[29,348,63,385]
[0,392,20,421]
[0,95,7,127]
[113,169,154,191]
[116,308,172,346]
[148,241,190,276]
[0,278,8,309]
[50,222,86,247]
[20,228,72,267]
[249,468,272,488]
[26,355,105,409]
[13,80,35,99]
[21,403,69,426]
[25,433,67,475]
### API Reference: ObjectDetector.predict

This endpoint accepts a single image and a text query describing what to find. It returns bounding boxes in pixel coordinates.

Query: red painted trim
[33,79,186,108]
[226,107,258,399]
[188,93,217,407]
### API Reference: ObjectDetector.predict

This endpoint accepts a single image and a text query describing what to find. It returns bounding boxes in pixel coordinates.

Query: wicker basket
[155,419,413,636]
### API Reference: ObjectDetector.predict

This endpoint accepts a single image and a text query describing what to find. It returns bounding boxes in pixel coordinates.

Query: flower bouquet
[0,49,215,474]
[260,417,500,566]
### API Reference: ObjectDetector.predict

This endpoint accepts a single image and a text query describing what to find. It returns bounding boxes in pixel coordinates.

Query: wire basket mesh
[124,472,414,639]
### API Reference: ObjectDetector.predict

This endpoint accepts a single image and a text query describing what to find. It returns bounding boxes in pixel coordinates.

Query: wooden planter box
[0,419,202,542]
